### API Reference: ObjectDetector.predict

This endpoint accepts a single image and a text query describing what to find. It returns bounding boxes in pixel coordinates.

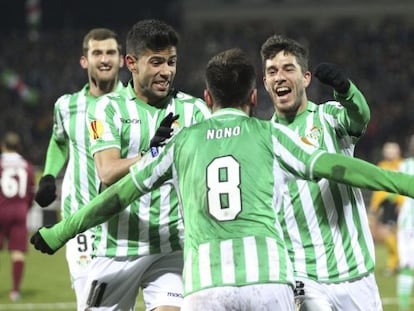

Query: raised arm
[314,62,370,137]
[35,128,69,207]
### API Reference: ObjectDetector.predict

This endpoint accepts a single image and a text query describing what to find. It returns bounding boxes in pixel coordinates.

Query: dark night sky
[0,0,182,32]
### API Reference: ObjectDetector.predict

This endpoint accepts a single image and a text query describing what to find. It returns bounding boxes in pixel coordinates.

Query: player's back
[172,108,295,294]
[0,152,34,210]
[174,109,278,240]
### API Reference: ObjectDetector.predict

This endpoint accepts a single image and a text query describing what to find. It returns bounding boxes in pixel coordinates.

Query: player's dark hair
[82,28,122,56]
[2,131,21,152]
[205,48,256,108]
[260,34,309,73]
[126,19,179,57]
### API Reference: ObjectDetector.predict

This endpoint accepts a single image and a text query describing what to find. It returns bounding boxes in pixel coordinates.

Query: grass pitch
[0,240,404,310]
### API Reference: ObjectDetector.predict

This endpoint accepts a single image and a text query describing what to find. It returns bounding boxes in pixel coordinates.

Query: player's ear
[250,88,258,108]
[125,54,137,73]
[263,76,270,92]
[119,54,125,69]
[80,56,88,69]
[204,89,213,110]
[303,70,311,88]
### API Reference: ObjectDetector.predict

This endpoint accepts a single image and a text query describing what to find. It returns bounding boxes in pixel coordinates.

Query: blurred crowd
[1,16,414,166]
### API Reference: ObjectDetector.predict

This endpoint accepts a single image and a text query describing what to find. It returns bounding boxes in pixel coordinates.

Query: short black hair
[260,34,309,73]
[126,19,179,57]
[205,48,256,108]
[82,28,122,56]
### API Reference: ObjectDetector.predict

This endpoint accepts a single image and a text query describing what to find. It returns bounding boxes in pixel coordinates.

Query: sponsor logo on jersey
[120,118,140,124]
[89,120,104,140]
[167,292,183,298]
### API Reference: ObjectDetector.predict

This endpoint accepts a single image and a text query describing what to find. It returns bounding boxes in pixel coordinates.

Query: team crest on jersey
[301,125,321,147]
[89,120,104,140]
[77,255,92,267]
[171,120,181,135]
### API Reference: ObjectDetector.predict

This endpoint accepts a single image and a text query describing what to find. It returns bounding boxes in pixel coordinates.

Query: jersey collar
[272,100,317,124]
[126,80,177,108]
[82,80,124,97]
[211,108,249,119]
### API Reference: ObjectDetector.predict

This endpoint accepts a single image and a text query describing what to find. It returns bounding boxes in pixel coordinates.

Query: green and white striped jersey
[398,158,414,232]
[49,82,126,219]
[274,83,374,282]
[130,108,326,295]
[87,82,211,257]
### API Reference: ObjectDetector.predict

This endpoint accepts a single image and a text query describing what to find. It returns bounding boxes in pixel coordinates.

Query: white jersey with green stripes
[87,82,211,257]
[130,108,326,295]
[53,81,126,219]
[398,158,414,231]
[274,99,374,282]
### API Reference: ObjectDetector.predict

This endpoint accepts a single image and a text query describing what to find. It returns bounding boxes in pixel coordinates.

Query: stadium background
[1,0,413,309]
[2,0,414,166]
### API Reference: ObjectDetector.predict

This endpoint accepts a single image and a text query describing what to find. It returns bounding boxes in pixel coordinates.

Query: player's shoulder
[54,93,74,106]
[94,91,127,108]
[268,117,296,136]
[249,116,272,128]
[319,99,343,111]
[99,90,126,102]
[174,90,205,104]
[54,86,89,107]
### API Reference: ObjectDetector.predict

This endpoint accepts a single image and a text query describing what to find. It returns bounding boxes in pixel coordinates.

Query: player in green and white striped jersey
[30,47,414,310]
[397,135,414,311]
[33,28,126,310]
[261,34,381,310]
[82,20,210,311]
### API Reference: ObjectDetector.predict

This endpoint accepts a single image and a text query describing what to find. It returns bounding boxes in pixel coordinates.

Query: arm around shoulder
[312,152,414,198]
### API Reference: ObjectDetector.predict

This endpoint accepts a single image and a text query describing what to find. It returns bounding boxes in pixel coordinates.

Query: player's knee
[10,251,25,261]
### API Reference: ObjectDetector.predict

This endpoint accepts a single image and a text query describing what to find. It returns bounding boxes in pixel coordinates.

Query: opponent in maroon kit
[0,131,35,302]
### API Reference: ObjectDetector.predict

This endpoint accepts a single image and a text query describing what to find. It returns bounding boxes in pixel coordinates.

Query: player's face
[83,38,123,83]
[128,47,177,105]
[263,51,311,118]
[382,142,401,161]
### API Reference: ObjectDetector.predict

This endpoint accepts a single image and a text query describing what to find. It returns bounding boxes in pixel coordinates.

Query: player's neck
[89,79,118,97]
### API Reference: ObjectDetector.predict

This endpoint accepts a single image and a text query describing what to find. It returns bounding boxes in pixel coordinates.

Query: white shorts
[65,230,94,309]
[296,274,383,311]
[398,227,414,269]
[181,283,295,311]
[80,250,183,311]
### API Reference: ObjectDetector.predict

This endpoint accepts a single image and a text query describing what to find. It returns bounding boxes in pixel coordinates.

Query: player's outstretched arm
[30,173,142,254]
[311,153,414,197]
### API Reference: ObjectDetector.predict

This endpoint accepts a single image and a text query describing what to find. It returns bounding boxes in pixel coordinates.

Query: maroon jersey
[0,152,35,251]
[0,152,35,209]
